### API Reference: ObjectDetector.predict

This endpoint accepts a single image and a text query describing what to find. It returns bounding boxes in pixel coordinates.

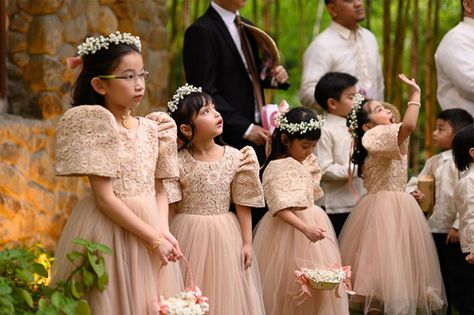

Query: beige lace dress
[52,105,183,315]
[253,154,350,315]
[339,123,447,314]
[165,146,266,315]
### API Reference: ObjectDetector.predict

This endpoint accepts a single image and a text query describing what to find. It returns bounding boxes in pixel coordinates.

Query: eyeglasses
[98,71,150,83]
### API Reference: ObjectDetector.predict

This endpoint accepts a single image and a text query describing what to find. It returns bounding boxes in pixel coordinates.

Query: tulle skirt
[51,194,183,315]
[253,206,350,315]
[170,211,265,315]
[339,191,447,314]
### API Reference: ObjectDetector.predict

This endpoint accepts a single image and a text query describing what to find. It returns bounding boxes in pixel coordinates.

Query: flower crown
[347,93,365,137]
[168,83,202,113]
[77,31,141,56]
[275,113,326,134]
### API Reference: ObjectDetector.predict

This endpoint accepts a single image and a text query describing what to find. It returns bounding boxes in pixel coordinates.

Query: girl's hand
[410,188,425,203]
[445,228,459,244]
[242,244,253,269]
[162,231,183,259]
[467,253,474,264]
[302,224,325,242]
[398,73,421,93]
[152,237,176,265]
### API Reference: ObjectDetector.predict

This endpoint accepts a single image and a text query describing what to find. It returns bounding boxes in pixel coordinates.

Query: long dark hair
[71,43,140,106]
[347,99,371,177]
[263,107,322,171]
[168,92,217,150]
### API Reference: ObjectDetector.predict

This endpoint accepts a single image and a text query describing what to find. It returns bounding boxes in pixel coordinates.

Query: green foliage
[0,239,111,315]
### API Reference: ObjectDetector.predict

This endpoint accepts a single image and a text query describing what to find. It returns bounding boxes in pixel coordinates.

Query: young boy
[313,72,365,236]
[407,108,473,314]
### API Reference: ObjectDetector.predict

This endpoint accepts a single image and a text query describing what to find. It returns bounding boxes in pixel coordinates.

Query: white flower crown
[275,114,326,134]
[168,83,202,113]
[347,93,365,137]
[77,31,141,56]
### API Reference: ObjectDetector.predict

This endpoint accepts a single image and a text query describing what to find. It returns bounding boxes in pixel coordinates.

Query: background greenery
[166,0,462,171]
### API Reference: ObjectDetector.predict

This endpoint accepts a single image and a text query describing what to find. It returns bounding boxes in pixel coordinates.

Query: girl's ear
[280,133,289,146]
[91,77,106,95]
[362,121,374,132]
[469,147,474,160]
[179,124,193,139]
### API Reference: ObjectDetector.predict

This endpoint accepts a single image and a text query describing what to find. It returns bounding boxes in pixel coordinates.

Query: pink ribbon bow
[332,264,356,298]
[293,270,312,305]
[66,56,83,70]
[189,286,209,305]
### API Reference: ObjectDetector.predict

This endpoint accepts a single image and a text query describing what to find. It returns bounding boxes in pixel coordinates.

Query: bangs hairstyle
[263,107,321,171]
[452,124,474,172]
[437,108,473,133]
[169,91,217,149]
[72,43,140,107]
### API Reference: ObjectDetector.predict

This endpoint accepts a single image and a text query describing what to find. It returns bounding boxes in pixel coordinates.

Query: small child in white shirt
[408,108,473,314]
[314,72,365,236]
[452,123,474,314]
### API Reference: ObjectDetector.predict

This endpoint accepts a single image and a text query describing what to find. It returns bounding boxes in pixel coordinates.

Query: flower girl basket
[293,237,355,304]
[155,256,209,315]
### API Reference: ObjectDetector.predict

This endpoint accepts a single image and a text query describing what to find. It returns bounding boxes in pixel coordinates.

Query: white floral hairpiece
[347,93,365,137]
[275,114,326,134]
[77,31,141,56]
[168,83,202,113]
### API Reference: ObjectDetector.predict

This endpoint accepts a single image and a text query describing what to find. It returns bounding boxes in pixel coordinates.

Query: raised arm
[398,73,421,145]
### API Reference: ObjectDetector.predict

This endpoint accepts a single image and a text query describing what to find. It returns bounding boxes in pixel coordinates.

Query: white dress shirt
[435,17,474,117]
[299,21,384,109]
[315,113,365,214]
[454,163,474,253]
[406,150,459,233]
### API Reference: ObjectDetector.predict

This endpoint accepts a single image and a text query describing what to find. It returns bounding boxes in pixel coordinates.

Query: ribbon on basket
[156,256,209,315]
[293,237,355,305]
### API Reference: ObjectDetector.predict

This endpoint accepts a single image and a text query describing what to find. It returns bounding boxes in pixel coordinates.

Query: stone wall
[1,0,169,249]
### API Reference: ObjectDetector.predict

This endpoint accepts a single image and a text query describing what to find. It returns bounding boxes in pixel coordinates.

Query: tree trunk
[423,0,434,158]
[410,0,420,173]
[313,0,325,36]
[365,0,372,30]
[383,0,392,101]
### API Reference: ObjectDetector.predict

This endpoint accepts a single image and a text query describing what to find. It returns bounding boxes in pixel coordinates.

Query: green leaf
[15,268,34,282]
[95,244,112,255]
[97,272,108,292]
[0,297,14,313]
[38,297,48,310]
[61,301,78,315]
[87,253,104,277]
[51,291,62,308]
[32,262,49,278]
[69,279,82,299]
[82,269,95,288]
[0,284,11,296]
[75,299,91,315]
[67,252,83,263]
[15,287,34,308]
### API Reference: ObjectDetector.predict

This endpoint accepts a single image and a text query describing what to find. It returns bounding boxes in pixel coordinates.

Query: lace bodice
[165,146,264,215]
[262,154,324,216]
[362,123,408,193]
[55,105,179,198]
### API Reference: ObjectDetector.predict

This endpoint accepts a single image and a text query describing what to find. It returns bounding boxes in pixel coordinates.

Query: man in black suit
[183,0,289,164]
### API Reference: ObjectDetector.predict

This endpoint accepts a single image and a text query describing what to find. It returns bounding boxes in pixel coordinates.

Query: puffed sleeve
[55,105,120,177]
[146,112,179,179]
[303,154,324,201]
[362,123,407,160]
[231,146,265,208]
[163,178,182,204]
[263,159,311,216]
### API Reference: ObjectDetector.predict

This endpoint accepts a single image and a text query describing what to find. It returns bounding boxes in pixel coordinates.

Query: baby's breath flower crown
[168,83,202,113]
[77,31,141,56]
[347,93,365,138]
[275,113,326,135]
